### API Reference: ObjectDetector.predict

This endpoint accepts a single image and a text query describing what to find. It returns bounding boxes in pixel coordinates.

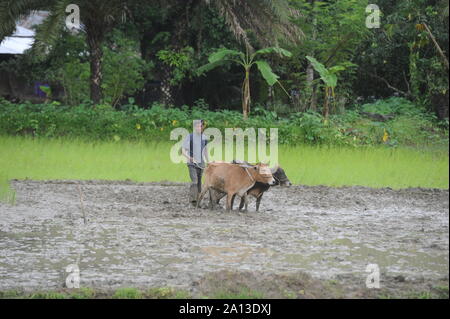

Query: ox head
[270,166,292,187]
[240,163,276,185]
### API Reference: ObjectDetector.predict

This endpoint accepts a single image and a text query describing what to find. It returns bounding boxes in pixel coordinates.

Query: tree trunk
[86,29,103,104]
[242,69,251,119]
[322,87,330,119]
[307,0,318,111]
[268,85,274,106]
[423,23,449,71]
[310,85,318,111]
[306,61,315,110]
[160,65,175,106]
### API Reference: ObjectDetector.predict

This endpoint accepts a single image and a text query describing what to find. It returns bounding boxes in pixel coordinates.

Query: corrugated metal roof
[17,11,49,29]
[0,11,48,55]
[0,37,34,54]
[0,29,34,54]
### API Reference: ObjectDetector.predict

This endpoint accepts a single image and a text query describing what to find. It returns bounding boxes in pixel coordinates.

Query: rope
[243,167,255,183]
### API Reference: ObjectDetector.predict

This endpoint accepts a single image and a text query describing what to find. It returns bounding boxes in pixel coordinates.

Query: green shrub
[101,33,147,107]
[362,97,426,116]
[0,98,446,147]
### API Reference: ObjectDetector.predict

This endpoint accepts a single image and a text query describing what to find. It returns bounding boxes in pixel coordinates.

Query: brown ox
[196,162,275,211]
[211,163,292,211]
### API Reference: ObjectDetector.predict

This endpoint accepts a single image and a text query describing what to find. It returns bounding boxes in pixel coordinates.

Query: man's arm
[202,137,209,163]
[182,134,195,164]
[202,145,209,163]
[181,134,195,163]
[182,148,196,164]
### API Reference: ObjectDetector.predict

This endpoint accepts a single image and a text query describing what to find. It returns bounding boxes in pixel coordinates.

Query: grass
[147,287,191,299]
[112,288,143,299]
[0,287,262,299]
[1,285,447,299]
[211,288,265,299]
[280,144,449,189]
[0,135,448,190]
[0,287,191,299]
[379,286,449,299]
[0,178,15,204]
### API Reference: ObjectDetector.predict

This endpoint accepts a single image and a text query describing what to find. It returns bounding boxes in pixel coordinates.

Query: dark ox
[211,161,291,211]
[197,162,276,211]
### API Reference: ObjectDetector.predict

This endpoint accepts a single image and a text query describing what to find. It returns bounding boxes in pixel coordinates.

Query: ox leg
[238,195,248,212]
[215,194,222,206]
[243,195,249,212]
[196,186,209,209]
[238,197,245,211]
[256,194,264,212]
[231,194,237,210]
[209,189,225,208]
[226,193,235,212]
[208,189,216,209]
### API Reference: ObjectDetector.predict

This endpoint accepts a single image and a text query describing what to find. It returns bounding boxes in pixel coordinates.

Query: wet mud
[0,180,448,298]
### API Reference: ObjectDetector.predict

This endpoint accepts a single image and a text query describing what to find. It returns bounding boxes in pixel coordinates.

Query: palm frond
[253,46,292,58]
[205,0,303,49]
[197,59,227,75]
[32,0,70,56]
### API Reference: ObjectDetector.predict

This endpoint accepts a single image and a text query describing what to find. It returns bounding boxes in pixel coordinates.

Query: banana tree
[306,56,356,119]
[198,47,292,119]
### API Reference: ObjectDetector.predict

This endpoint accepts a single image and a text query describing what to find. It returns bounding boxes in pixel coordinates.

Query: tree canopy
[0,0,448,120]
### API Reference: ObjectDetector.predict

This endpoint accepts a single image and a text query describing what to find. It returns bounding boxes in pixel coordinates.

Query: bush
[101,33,147,107]
[0,98,446,147]
[362,97,427,116]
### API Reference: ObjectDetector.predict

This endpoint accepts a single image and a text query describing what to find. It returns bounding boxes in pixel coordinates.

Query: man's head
[194,119,204,134]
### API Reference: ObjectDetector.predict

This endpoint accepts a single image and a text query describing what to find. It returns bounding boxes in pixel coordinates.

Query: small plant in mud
[0,290,23,298]
[406,288,448,299]
[30,291,67,299]
[432,285,449,299]
[0,178,16,205]
[112,287,143,299]
[147,287,191,299]
[282,290,298,299]
[68,288,96,299]
[212,288,265,299]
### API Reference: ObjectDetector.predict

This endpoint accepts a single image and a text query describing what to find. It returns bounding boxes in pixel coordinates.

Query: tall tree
[353,0,449,118]
[127,0,301,106]
[0,0,301,105]
[288,0,369,112]
[0,0,132,104]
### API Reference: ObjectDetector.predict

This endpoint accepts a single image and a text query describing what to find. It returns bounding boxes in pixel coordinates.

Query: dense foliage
[0,0,448,146]
[0,98,446,147]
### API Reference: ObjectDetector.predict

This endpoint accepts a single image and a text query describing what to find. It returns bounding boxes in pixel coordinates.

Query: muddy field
[0,180,448,298]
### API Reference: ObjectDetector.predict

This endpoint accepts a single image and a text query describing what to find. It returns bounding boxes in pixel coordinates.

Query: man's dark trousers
[188,165,203,203]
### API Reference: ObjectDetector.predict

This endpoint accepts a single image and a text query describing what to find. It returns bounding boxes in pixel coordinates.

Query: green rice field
[0,136,448,192]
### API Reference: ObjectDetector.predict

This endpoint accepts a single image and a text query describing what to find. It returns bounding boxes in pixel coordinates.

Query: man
[182,119,209,205]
